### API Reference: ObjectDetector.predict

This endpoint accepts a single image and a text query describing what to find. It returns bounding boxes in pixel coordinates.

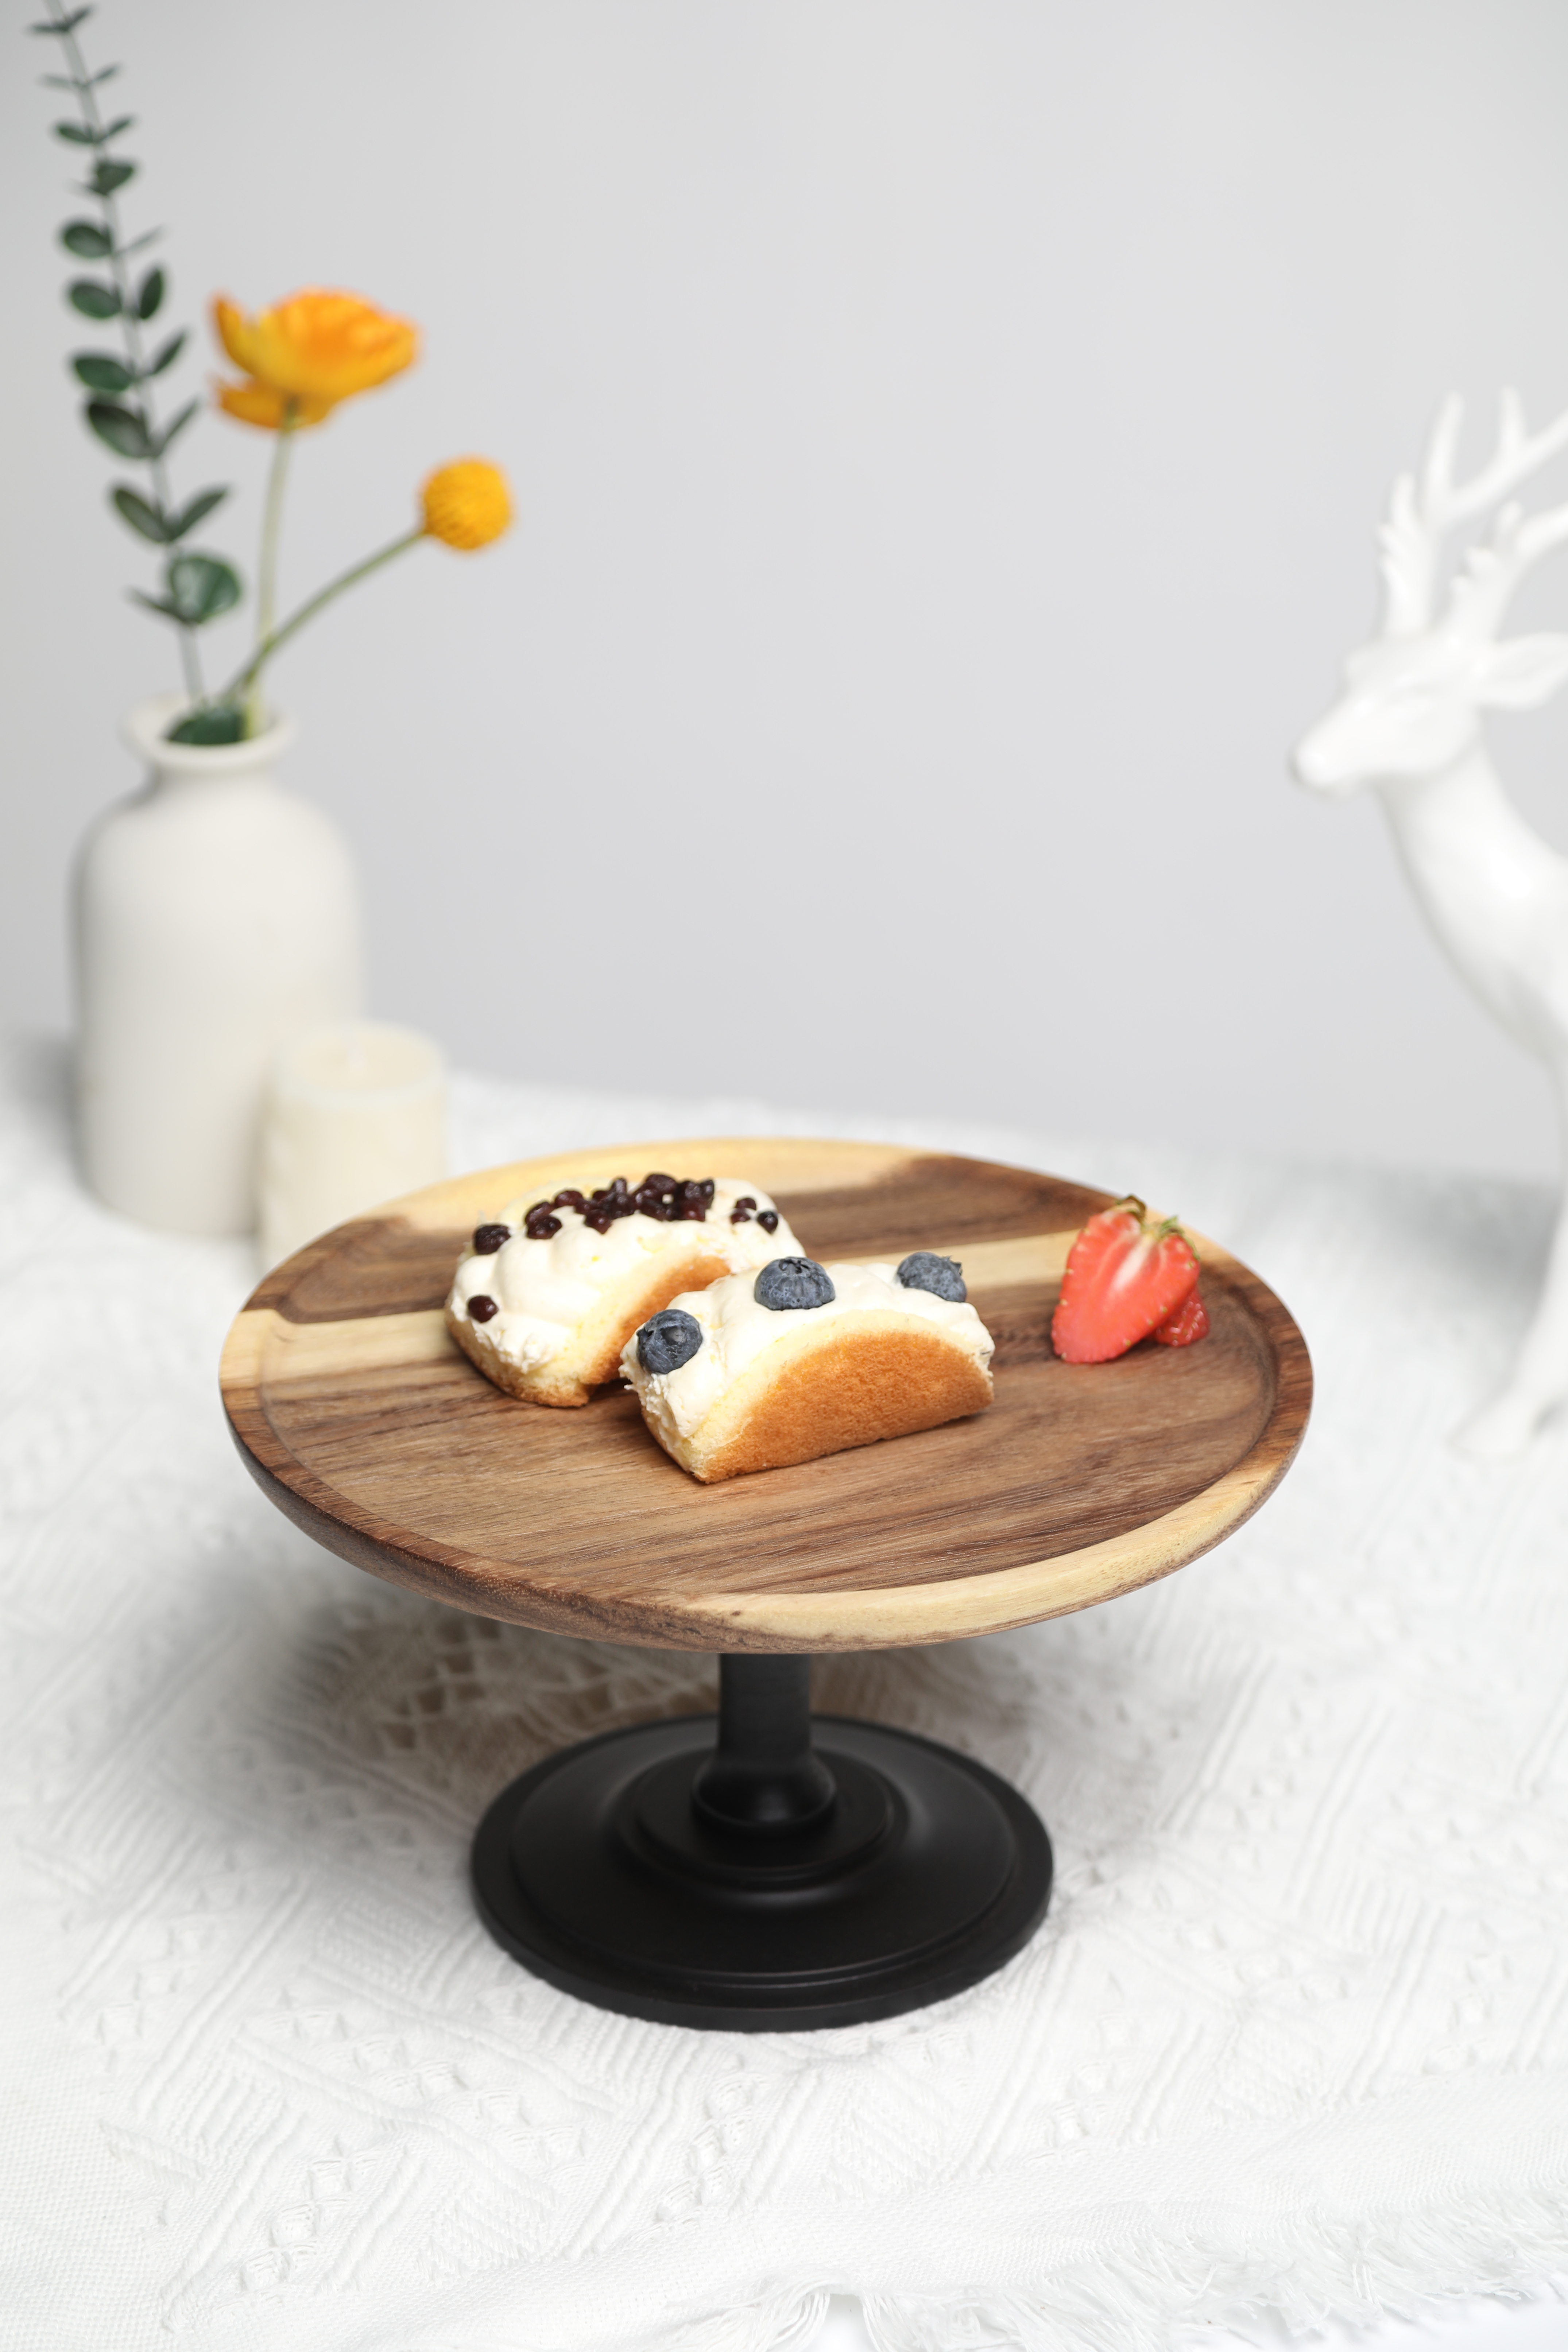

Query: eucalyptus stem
[220,528,426,710]
[48,0,204,703]
[247,401,298,733]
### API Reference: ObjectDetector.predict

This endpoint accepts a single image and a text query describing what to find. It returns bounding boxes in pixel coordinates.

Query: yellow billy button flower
[212,288,419,430]
[420,459,513,550]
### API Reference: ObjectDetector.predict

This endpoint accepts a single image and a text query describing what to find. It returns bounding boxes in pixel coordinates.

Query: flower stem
[50,0,205,704]
[247,400,298,734]
[219,528,426,709]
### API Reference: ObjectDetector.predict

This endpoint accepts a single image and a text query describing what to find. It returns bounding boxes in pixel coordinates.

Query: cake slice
[622,1251,994,1482]
[447,1173,800,1408]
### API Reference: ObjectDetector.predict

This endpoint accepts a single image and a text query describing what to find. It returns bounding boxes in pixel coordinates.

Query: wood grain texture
[221,1140,1312,1653]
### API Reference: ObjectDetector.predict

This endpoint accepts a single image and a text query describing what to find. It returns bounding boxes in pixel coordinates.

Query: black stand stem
[472,1648,1052,2031]
[693,1657,836,1833]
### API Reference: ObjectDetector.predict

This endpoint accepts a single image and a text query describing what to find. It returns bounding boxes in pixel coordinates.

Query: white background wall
[6,0,1568,1176]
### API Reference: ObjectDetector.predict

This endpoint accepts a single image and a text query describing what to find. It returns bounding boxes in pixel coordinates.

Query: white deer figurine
[1294,391,1568,1459]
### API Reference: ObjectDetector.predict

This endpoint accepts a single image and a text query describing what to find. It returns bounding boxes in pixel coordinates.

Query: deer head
[1294,392,1568,797]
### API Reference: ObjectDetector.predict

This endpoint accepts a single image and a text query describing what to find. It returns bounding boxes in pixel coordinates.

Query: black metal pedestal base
[472,1657,1053,2030]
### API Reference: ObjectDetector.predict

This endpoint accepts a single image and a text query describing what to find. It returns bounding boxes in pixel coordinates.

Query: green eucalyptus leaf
[29,9,93,28]
[166,704,246,746]
[110,485,169,542]
[117,227,161,257]
[144,329,184,378]
[97,113,133,140]
[167,487,228,539]
[152,398,197,457]
[129,590,180,619]
[71,351,132,392]
[88,158,134,195]
[136,266,164,321]
[60,218,111,258]
[54,120,97,144]
[85,398,151,459]
[68,277,120,319]
[165,552,242,625]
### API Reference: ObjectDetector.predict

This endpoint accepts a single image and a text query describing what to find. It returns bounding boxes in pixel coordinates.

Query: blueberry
[897,1252,966,1303]
[468,1294,499,1323]
[757,1210,779,1234]
[636,1307,704,1374]
[471,1223,510,1256]
[754,1257,835,1312]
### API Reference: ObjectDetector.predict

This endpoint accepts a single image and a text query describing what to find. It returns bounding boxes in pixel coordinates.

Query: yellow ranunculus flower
[420,459,513,550]
[215,378,337,430]
[212,288,419,430]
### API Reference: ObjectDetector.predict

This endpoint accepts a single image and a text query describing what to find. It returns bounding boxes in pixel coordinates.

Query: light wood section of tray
[220,1140,1312,1653]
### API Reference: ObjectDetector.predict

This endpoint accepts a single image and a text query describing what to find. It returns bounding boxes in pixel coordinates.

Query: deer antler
[1379,390,1568,637]
[1445,495,1568,646]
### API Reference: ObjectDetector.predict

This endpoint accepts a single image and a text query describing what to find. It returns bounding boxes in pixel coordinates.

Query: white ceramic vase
[74,693,364,1237]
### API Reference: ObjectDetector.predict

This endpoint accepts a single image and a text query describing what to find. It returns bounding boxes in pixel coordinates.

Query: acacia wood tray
[221,1138,1310,1654]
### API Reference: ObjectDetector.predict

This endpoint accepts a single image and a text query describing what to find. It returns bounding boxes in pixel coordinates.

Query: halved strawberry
[1153,1287,1208,1347]
[1050,1196,1200,1364]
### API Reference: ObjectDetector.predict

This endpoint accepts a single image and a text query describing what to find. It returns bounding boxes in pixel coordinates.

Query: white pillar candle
[258,1021,447,1270]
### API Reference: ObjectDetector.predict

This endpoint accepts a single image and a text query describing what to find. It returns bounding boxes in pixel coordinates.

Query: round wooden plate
[221,1138,1312,1654]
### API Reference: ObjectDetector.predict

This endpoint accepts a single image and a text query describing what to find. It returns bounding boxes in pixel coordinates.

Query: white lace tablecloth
[4,1036,1568,2352]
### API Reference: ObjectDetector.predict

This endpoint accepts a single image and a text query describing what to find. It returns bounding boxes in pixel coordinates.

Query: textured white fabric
[3,1033,1568,2352]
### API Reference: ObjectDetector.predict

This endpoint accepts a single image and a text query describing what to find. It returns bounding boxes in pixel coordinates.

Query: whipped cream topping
[623,1260,994,1444]
[448,1179,800,1374]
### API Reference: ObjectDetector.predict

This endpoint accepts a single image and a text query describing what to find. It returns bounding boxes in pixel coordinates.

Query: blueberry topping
[516,1172,724,1233]
[757,1209,779,1234]
[754,1257,835,1312]
[471,1223,511,1256]
[897,1252,966,1303]
[468,1293,499,1323]
[636,1307,704,1374]
[730,1195,757,1225]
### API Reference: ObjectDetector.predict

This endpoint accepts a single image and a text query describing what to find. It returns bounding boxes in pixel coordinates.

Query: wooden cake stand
[221,1139,1311,2031]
